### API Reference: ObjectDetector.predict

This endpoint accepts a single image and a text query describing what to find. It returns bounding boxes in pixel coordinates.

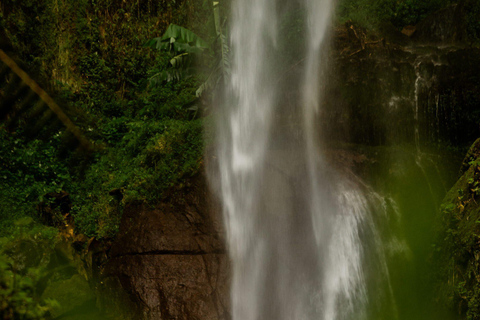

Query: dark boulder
[99,173,230,320]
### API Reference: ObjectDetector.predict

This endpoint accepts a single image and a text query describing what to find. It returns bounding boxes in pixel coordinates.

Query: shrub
[0,247,58,320]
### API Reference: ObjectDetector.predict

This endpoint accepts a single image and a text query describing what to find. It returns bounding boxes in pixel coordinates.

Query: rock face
[96,11,480,319]
[436,138,480,319]
[99,174,230,320]
[323,24,480,148]
[412,3,468,44]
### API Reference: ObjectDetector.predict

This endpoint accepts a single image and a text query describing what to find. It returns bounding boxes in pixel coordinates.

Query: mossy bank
[436,138,480,319]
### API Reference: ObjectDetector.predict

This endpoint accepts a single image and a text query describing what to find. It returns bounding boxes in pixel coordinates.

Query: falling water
[212,0,396,319]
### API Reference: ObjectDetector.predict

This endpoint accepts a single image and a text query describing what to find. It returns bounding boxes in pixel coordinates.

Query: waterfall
[211,0,395,319]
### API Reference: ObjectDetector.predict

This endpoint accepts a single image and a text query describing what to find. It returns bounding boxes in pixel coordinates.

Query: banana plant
[196,1,230,97]
[144,2,230,98]
[144,24,210,53]
[144,24,210,84]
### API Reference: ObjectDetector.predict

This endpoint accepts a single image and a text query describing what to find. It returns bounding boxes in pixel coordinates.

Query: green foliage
[0,0,211,240]
[71,117,203,238]
[0,127,71,237]
[336,0,454,29]
[0,249,58,320]
[0,2,212,319]
[145,24,210,52]
[145,24,210,83]
[145,2,230,98]
[436,144,480,319]
[0,223,108,319]
[62,59,203,238]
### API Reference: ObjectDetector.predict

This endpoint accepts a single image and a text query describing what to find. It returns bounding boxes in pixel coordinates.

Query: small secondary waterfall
[212,0,396,319]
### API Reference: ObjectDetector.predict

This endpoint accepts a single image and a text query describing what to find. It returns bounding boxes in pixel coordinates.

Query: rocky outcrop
[323,24,480,148]
[412,3,469,44]
[436,138,480,319]
[98,173,230,320]
[62,9,480,319]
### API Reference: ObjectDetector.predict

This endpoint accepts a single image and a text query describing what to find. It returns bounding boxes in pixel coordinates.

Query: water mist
[211,0,395,319]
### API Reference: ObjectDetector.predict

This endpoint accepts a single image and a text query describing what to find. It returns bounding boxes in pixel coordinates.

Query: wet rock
[377,22,412,46]
[99,173,230,320]
[412,3,468,44]
[36,191,71,227]
[326,31,480,148]
[109,203,224,258]
[103,254,229,320]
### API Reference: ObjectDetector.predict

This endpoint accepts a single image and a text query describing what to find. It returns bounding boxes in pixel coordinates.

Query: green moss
[436,139,480,319]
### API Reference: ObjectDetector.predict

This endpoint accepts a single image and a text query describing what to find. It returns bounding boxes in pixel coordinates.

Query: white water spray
[212,0,395,319]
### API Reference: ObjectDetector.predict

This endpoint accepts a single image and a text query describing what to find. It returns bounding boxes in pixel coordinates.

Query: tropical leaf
[145,24,212,87]
[148,67,195,86]
[170,53,191,68]
[161,24,209,49]
[145,7,230,99]
[196,62,221,97]
[219,33,231,76]
[144,24,209,53]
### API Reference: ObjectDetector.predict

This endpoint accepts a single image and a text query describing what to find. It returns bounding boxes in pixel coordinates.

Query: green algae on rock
[436,137,480,319]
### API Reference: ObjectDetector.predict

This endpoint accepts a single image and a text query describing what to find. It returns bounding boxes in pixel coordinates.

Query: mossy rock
[436,137,480,319]
[460,137,480,176]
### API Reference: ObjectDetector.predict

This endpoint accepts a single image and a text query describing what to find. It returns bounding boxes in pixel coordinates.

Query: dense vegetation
[0,0,217,239]
[338,0,480,42]
[0,2,216,316]
[0,0,478,318]
[0,0,476,241]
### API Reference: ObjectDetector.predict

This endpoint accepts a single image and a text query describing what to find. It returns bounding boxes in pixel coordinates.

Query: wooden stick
[0,49,93,151]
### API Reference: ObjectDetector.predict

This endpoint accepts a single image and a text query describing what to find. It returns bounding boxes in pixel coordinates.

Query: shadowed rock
[99,173,230,320]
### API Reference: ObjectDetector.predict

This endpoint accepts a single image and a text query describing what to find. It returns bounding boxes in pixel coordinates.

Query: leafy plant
[144,24,210,83]
[145,2,230,98]
[0,49,93,154]
[0,127,72,237]
[0,252,58,320]
[0,0,210,240]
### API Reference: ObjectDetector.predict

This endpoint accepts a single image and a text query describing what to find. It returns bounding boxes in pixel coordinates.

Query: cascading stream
[212,0,396,319]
